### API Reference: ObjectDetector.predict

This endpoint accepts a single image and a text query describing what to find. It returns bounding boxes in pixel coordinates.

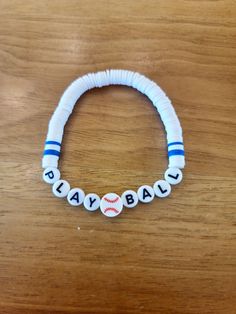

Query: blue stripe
[43,149,60,157]
[168,141,184,147]
[45,141,61,146]
[168,149,185,157]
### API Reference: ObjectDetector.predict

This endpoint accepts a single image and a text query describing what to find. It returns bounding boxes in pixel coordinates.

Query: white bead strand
[42,70,185,217]
[42,70,185,170]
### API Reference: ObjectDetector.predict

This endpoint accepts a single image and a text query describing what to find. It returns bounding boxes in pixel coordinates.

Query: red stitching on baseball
[104,196,119,203]
[104,207,119,214]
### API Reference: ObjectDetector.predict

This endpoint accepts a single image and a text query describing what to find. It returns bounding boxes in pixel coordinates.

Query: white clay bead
[67,188,85,206]
[43,167,60,184]
[121,190,138,208]
[153,180,171,198]
[84,193,101,211]
[164,167,183,185]
[100,193,123,218]
[137,185,155,203]
[52,180,70,198]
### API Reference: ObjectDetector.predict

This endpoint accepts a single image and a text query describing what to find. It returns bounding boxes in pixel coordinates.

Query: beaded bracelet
[42,69,185,218]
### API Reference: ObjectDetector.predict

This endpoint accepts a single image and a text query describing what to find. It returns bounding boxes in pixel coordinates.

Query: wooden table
[0,1,235,313]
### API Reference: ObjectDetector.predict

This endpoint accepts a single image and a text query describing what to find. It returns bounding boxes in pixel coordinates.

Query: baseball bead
[100,193,123,217]
[121,190,138,208]
[67,188,85,206]
[164,167,183,185]
[153,180,171,198]
[137,185,155,203]
[52,180,70,198]
[43,167,60,184]
[84,193,100,211]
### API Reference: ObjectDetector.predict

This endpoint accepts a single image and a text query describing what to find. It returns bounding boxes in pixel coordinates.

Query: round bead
[100,193,123,218]
[137,185,155,203]
[153,180,171,198]
[121,190,138,208]
[164,167,183,185]
[52,180,70,198]
[43,167,60,184]
[84,193,100,211]
[67,188,85,206]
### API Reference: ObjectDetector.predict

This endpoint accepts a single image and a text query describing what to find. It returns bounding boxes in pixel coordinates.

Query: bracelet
[42,69,185,218]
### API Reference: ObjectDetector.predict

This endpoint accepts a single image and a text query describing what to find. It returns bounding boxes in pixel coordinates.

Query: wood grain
[0,1,236,313]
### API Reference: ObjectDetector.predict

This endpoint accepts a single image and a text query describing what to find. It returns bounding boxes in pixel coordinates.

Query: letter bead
[153,180,171,198]
[52,180,70,198]
[67,188,85,206]
[43,167,60,184]
[100,193,123,218]
[164,167,183,185]
[121,190,139,208]
[137,185,155,203]
[84,193,101,211]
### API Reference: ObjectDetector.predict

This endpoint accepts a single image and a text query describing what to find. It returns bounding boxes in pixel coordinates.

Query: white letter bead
[100,193,123,218]
[164,168,183,185]
[121,190,138,208]
[67,188,85,206]
[84,193,100,211]
[52,180,70,198]
[43,167,60,184]
[153,180,171,198]
[137,185,155,203]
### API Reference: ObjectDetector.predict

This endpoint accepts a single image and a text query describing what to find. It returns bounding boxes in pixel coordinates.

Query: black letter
[56,182,64,193]
[89,197,96,207]
[45,170,54,179]
[143,188,152,200]
[168,173,179,180]
[158,184,167,194]
[125,194,134,205]
[70,192,79,203]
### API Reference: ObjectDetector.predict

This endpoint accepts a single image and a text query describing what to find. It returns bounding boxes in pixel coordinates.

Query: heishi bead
[137,185,155,203]
[164,167,183,185]
[43,167,60,184]
[167,141,185,169]
[67,188,85,206]
[52,180,70,198]
[84,193,100,211]
[153,180,171,198]
[100,193,123,218]
[121,190,138,208]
